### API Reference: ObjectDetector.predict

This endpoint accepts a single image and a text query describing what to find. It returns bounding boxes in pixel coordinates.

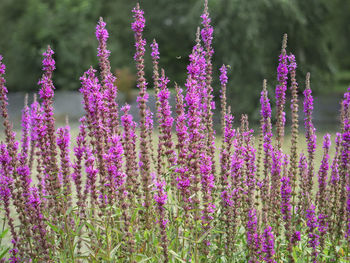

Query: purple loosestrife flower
[341,119,350,241]
[260,80,273,136]
[186,35,207,115]
[242,129,256,209]
[201,2,214,102]
[347,186,350,241]
[26,187,49,257]
[42,47,55,77]
[331,133,342,185]
[219,65,228,86]
[84,146,98,206]
[291,231,301,245]
[219,66,233,206]
[105,135,125,204]
[200,0,213,56]
[304,73,317,195]
[153,176,169,262]
[298,153,309,214]
[317,134,331,206]
[0,55,18,167]
[57,124,72,206]
[275,34,288,147]
[231,134,244,192]
[316,134,331,250]
[223,113,235,154]
[96,18,110,59]
[221,187,235,208]
[107,133,135,254]
[151,39,160,97]
[0,55,5,75]
[230,142,244,191]
[220,112,235,204]
[8,243,20,263]
[335,90,350,239]
[281,176,292,221]
[131,4,145,33]
[0,162,12,202]
[39,46,60,210]
[153,177,168,225]
[260,80,273,223]
[121,104,139,204]
[80,67,103,129]
[73,118,87,208]
[150,40,160,61]
[145,107,155,165]
[0,144,17,237]
[201,2,216,177]
[262,226,276,263]
[80,67,108,208]
[341,87,350,123]
[287,53,299,221]
[199,151,215,233]
[174,84,191,210]
[31,100,46,197]
[157,70,176,167]
[185,39,207,218]
[95,18,119,135]
[28,95,40,171]
[0,145,19,261]
[281,175,293,254]
[270,147,282,225]
[306,202,319,262]
[19,95,30,165]
[219,65,228,135]
[246,209,261,262]
[132,4,152,226]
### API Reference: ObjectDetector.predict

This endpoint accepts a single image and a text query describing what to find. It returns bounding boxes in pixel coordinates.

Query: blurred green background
[0,0,349,118]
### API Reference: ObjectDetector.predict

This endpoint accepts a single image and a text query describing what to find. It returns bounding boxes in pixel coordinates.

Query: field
[0,1,349,263]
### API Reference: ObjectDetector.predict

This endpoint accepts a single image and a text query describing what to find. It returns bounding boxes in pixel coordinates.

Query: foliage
[0,1,349,262]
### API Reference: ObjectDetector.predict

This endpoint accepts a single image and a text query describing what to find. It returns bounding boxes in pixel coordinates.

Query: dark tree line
[0,0,349,116]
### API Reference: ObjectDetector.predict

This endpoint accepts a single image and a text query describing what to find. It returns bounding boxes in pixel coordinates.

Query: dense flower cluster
[0,1,349,262]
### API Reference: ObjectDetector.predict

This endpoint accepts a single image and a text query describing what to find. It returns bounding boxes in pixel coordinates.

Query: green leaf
[169,250,186,263]
[47,222,60,234]
[0,247,9,259]
[0,229,8,239]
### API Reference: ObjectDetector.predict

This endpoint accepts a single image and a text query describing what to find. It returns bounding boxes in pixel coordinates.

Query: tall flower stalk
[132,3,152,228]
[303,72,317,197]
[201,0,216,178]
[260,79,273,224]
[275,34,288,148]
[288,53,299,224]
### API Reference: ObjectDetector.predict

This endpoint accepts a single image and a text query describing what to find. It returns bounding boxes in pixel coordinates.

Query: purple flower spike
[0,55,6,75]
[304,73,317,194]
[246,209,261,261]
[42,46,55,76]
[153,175,169,260]
[219,65,228,87]
[275,34,288,146]
[96,18,109,43]
[291,231,301,245]
[262,226,276,263]
[150,40,160,61]
[317,134,331,205]
[281,176,292,221]
[306,203,319,262]
[131,4,145,33]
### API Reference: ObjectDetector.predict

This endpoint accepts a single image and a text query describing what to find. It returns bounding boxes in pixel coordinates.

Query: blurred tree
[0,0,348,118]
